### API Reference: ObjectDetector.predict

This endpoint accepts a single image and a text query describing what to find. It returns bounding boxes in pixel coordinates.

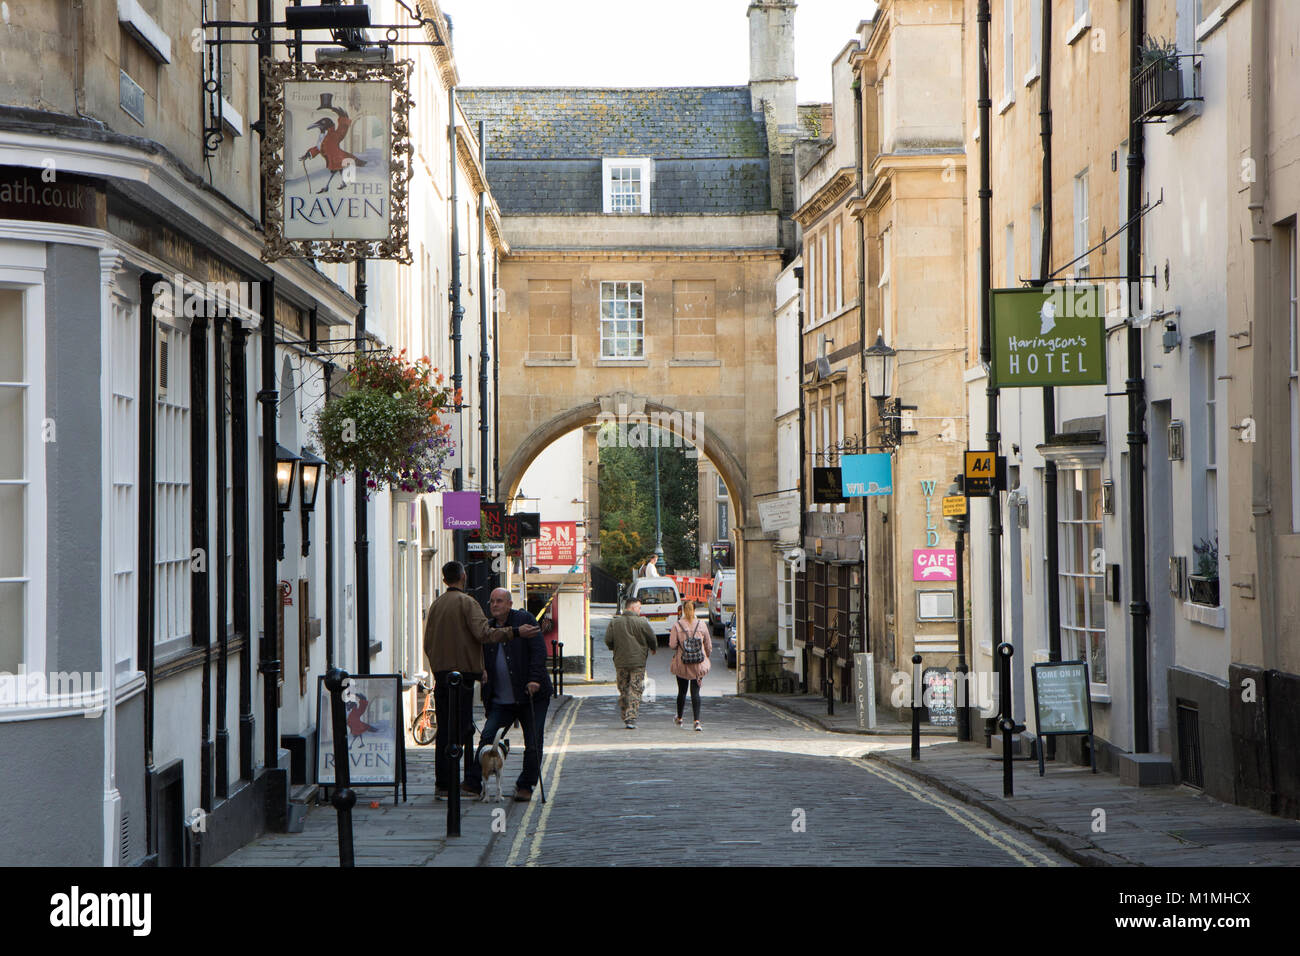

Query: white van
[628,577,681,643]
[707,568,737,635]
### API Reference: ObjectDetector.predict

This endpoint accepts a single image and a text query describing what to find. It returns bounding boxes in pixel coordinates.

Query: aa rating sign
[965,450,1003,497]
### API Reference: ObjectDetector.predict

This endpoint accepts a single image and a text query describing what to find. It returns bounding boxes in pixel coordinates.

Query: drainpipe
[478,121,490,493]
[231,321,253,781]
[191,312,213,817]
[854,74,870,681]
[215,316,230,799]
[1247,0,1278,801]
[138,272,162,860]
[795,263,807,689]
[325,362,336,671]
[977,0,1006,695]
[450,86,466,562]
[258,277,281,769]
[1126,0,1151,754]
[354,261,370,675]
[493,249,501,502]
[1036,0,1063,767]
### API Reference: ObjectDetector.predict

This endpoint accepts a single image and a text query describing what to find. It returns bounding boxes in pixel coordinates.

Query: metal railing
[1135,53,1203,122]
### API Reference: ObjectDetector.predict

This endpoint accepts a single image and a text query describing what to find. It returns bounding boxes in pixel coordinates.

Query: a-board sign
[316,674,407,802]
[854,652,877,731]
[1030,660,1098,776]
[922,668,956,726]
[1031,661,1093,735]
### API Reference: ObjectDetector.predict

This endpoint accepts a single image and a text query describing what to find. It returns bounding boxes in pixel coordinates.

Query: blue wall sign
[840,454,893,497]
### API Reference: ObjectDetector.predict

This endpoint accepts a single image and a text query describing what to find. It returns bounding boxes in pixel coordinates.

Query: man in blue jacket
[466,587,554,801]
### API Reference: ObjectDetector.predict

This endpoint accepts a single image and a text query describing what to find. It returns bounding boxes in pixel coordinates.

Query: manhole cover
[1169,826,1300,845]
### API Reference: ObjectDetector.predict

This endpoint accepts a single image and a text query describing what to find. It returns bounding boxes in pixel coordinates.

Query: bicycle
[411,672,437,746]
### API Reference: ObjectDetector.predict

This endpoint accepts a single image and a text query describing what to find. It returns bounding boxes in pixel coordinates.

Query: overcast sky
[440,0,877,104]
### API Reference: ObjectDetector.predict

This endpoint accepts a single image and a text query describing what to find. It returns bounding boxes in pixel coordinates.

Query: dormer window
[602,158,652,214]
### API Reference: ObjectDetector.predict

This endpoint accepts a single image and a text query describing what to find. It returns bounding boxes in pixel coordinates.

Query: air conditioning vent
[1177,702,1204,789]
[120,811,130,864]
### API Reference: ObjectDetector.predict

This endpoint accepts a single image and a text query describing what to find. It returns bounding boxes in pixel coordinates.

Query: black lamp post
[945,476,971,743]
[275,443,300,562]
[299,446,325,558]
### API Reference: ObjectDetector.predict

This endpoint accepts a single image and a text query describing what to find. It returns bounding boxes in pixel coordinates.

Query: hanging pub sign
[812,467,848,504]
[1030,660,1098,776]
[466,502,505,543]
[990,286,1106,389]
[504,516,523,557]
[839,454,893,497]
[261,58,413,263]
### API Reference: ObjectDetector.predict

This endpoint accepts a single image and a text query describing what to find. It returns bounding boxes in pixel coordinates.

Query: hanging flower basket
[314,349,459,497]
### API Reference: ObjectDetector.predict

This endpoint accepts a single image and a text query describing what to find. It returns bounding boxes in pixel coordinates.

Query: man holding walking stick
[467,587,553,802]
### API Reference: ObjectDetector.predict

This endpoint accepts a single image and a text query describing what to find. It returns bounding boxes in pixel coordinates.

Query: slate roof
[458,87,772,215]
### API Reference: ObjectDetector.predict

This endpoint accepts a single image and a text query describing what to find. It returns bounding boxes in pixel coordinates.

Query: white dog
[476,728,511,802]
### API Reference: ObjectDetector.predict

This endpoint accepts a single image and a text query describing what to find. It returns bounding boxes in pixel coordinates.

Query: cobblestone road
[490,692,1071,867]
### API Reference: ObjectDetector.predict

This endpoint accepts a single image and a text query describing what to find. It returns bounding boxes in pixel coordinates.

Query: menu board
[1031,661,1093,735]
[922,668,956,727]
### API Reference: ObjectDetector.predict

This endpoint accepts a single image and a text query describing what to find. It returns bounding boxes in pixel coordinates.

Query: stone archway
[499,391,774,685]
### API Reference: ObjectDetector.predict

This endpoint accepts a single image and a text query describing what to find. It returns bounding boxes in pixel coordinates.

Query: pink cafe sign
[912,549,957,582]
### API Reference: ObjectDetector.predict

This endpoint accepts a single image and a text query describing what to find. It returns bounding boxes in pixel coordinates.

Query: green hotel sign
[990,286,1106,388]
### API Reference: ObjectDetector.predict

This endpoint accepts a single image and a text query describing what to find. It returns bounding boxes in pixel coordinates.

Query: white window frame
[878,229,892,336]
[820,233,829,318]
[805,241,816,328]
[834,398,846,514]
[1030,205,1043,279]
[0,259,47,697]
[109,282,139,675]
[1003,0,1015,104]
[1057,463,1108,694]
[154,314,192,649]
[602,157,651,215]
[1074,169,1090,278]
[599,280,645,360]
[1005,222,1016,286]
[1025,0,1042,85]
[834,221,844,311]
[777,558,795,651]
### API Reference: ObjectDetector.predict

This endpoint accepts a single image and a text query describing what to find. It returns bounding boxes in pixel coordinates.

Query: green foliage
[1193,535,1219,581]
[314,350,457,495]
[1140,35,1179,69]
[595,432,700,585]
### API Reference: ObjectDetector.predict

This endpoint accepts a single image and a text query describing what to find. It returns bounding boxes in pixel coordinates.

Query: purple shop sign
[443,491,482,530]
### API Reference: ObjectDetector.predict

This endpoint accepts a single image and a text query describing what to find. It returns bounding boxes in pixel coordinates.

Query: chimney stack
[748,0,797,134]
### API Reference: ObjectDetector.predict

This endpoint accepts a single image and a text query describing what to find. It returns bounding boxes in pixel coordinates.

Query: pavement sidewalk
[218,695,575,867]
[754,693,1300,865]
[745,692,957,737]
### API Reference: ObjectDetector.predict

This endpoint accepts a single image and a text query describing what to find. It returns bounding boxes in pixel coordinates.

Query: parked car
[706,568,737,635]
[627,577,681,644]
[723,612,737,668]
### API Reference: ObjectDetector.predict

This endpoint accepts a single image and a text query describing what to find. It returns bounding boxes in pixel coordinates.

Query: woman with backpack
[669,599,712,731]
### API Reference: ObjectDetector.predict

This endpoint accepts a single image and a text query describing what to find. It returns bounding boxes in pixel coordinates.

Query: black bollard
[827,653,835,716]
[997,643,1025,797]
[324,667,357,866]
[910,653,922,761]
[556,642,564,696]
[446,671,462,838]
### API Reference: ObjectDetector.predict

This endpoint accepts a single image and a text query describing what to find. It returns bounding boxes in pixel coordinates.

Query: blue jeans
[464,692,550,792]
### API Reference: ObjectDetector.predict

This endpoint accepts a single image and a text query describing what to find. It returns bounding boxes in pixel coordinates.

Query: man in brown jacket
[604,598,657,729]
[424,560,539,796]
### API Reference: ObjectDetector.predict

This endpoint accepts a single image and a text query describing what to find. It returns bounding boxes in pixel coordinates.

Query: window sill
[1024,65,1041,88]
[1065,13,1091,46]
[596,358,649,367]
[220,97,244,137]
[524,357,577,367]
[668,358,721,367]
[1166,101,1203,136]
[997,91,1015,115]
[1090,689,1111,704]
[1182,600,1226,629]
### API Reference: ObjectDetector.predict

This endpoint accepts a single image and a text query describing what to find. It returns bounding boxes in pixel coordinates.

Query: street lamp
[299,446,325,557]
[275,443,300,562]
[864,329,896,402]
[864,330,914,448]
